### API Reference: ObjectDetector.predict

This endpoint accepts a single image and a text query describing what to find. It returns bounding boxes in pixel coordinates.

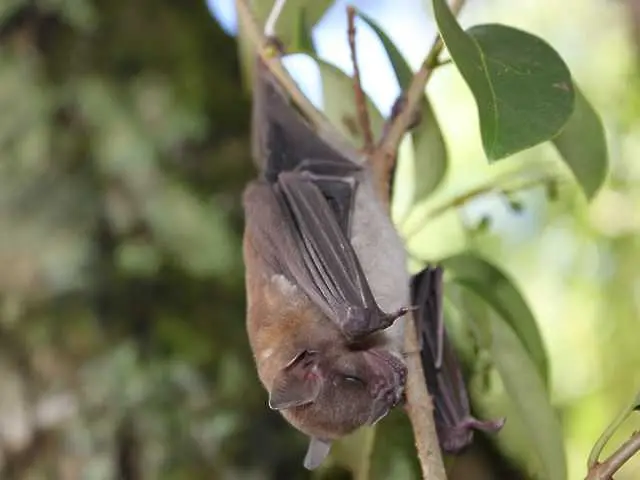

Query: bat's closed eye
[341,375,365,386]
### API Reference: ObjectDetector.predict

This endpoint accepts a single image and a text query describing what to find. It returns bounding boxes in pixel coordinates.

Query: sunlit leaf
[237,1,334,90]
[356,11,412,88]
[358,11,447,203]
[249,0,333,45]
[446,286,566,480]
[482,304,566,480]
[290,7,316,55]
[552,86,608,200]
[432,0,574,160]
[316,59,385,149]
[442,253,548,383]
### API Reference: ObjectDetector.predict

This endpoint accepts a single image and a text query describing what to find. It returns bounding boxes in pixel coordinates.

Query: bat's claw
[380,305,414,330]
[462,416,506,433]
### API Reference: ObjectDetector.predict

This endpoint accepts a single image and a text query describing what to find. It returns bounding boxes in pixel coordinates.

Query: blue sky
[206,0,435,115]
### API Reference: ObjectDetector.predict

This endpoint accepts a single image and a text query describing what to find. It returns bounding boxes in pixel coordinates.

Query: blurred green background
[0,0,639,479]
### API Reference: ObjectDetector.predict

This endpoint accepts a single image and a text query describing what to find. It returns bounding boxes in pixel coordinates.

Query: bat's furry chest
[349,176,410,349]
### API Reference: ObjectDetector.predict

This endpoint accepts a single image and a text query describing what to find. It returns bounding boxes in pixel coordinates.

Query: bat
[411,266,505,453]
[243,60,412,470]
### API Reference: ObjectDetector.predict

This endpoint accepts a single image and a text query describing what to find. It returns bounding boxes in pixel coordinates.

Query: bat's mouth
[363,349,407,424]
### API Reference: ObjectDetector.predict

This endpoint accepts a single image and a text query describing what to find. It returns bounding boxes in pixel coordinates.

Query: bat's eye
[342,375,364,385]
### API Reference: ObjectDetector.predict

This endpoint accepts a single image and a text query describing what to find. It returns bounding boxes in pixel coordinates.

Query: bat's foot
[461,416,506,433]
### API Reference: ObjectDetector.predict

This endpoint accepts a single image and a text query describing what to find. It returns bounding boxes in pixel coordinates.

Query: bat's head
[267,347,407,468]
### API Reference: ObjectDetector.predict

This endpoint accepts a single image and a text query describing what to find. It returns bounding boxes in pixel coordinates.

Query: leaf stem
[347,5,375,154]
[403,172,558,242]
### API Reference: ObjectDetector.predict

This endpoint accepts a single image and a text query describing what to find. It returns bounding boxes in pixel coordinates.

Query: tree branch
[374,3,466,479]
[346,6,374,154]
[586,430,640,480]
[371,0,467,208]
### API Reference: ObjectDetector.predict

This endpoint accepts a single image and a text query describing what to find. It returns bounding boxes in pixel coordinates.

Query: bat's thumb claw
[382,306,413,328]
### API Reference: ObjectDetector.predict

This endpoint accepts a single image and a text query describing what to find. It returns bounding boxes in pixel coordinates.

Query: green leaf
[552,86,608,199]
[290,7,316,55]
[356,12,413,88]
[450,286,566,480]
[484,305,566,480]
[331,427,376,477]
[442,253,548,383]
[316,59,385,149]
[357,11,447,202]
[432,0,574,160]
[250,0,333,45]
[237,1,334,90]
[411,98,449,202]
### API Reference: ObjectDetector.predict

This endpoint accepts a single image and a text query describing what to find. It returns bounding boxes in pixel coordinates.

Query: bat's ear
[303,437,332,470]
[268,351,322,410]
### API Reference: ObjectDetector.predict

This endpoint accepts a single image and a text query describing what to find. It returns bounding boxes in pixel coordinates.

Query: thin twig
[586,431,640,480]
[403,317,447,480]
[347,6,374,153]
[371,0,467,208]
[588,398,638,469]
[402,173,559,242]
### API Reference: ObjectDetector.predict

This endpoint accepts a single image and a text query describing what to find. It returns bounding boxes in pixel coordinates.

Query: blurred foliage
[0,0,313,478]
[1,0,640,479]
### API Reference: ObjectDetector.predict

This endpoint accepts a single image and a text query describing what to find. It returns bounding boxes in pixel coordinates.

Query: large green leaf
[552,86,608,199]
[445,286,566,480]
[482,304,566,480]
[431,0,574,160]
[358,11,448,203]
[442,253,548,383]
[316,59,385,149]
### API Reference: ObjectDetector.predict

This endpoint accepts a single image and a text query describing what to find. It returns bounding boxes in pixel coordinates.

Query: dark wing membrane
[275,172,383,331]
[412,267,473,453]
[291,158,361,235]
[252,60,355,182]
[243,181,310,281]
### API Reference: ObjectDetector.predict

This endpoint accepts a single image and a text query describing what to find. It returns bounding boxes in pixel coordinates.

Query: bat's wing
[244,172,405,340]
[275,172,404,338]
[412,266,504,453]
[248,60,406,339]
[412,267,472,452]
[251,60,359,182]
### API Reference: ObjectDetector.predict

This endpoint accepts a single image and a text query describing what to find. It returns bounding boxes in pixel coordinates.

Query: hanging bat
[411,266,505,453]
[243,60,412,470]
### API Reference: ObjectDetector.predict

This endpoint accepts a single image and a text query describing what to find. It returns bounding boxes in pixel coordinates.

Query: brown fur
[243,182,406,443]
